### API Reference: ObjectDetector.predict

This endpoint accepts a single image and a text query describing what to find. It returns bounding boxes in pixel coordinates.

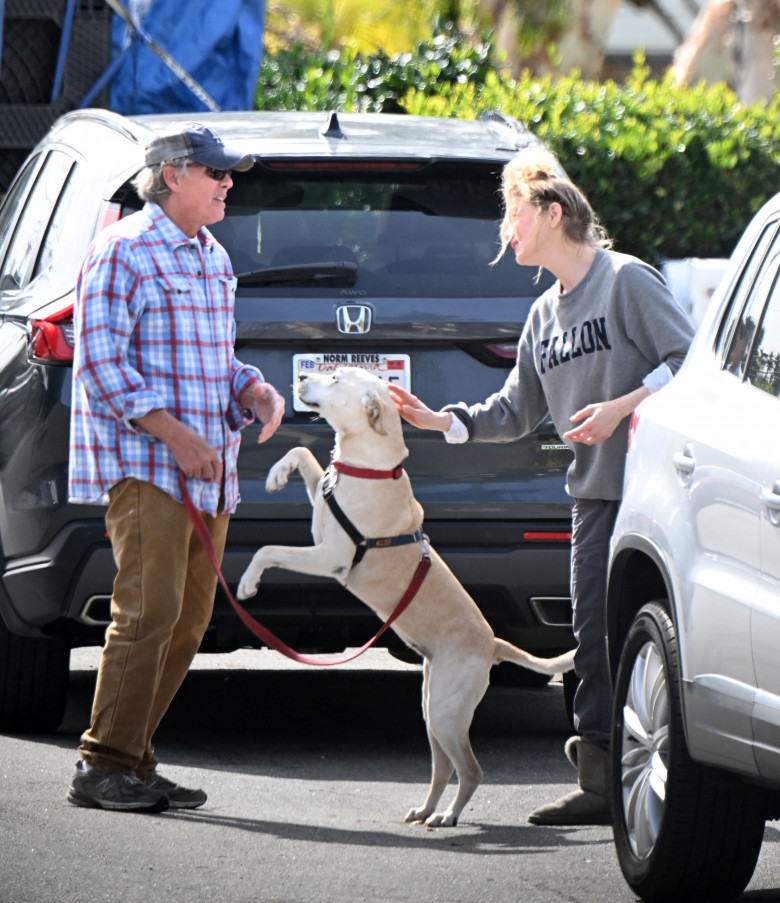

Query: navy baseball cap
[144,122,254,171]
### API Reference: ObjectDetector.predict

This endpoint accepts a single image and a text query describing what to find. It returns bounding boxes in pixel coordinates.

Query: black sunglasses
[187,163,232,181]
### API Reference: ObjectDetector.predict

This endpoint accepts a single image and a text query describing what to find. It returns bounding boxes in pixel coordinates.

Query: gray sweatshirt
[447,249,695,500]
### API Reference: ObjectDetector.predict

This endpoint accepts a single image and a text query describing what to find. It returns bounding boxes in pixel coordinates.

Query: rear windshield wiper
[236,261,358,286]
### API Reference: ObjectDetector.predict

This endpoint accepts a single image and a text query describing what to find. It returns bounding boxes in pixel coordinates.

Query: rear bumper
[0,518,573,653]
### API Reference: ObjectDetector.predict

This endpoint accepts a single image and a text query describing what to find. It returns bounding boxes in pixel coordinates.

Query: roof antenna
[320,110,345,138]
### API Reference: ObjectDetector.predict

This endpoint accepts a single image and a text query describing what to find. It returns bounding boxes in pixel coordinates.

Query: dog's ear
[363,390,388,436]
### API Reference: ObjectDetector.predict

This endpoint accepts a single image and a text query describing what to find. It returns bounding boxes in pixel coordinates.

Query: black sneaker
[143,772,207,809]
[67,761,169,812]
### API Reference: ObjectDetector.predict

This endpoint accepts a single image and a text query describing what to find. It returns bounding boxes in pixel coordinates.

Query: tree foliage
[405,56,780,263]
[256,25,497,113]
[264,0,444,55]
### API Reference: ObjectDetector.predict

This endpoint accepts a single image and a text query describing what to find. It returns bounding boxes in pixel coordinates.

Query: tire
[611,600,765,902]
[0,617,70,733]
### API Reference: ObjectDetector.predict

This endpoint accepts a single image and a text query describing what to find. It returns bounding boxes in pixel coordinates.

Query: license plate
[292,352,411,412]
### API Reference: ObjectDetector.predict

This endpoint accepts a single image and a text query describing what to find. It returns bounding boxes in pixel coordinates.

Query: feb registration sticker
[293,352,411,412]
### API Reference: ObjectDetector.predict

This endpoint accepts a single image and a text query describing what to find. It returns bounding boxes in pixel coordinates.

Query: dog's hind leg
[407,657,489,827]
[405,660,455,824]
[405,732,455,825]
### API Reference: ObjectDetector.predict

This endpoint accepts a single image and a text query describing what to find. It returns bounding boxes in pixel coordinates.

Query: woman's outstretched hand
[562,386,651,446]
[388,384,452,432]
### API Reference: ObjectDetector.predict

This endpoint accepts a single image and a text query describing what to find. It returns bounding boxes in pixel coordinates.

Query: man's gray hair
[132,158,189,204]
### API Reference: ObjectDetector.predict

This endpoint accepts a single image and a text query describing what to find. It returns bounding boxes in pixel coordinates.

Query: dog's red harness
[322,459,425,567]
[179,466,430,666]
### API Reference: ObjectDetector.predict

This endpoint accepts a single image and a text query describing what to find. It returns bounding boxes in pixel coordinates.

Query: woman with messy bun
[496,148,612,265]
[390,144,695,827]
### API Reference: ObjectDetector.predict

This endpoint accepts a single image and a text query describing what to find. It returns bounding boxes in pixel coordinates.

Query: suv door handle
[673,446,695,475]
[762,482,780,526]
[763,486,780,510]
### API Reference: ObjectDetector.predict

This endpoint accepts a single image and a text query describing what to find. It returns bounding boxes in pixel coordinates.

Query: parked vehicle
[0,109,576,733]
[606,190,780,901]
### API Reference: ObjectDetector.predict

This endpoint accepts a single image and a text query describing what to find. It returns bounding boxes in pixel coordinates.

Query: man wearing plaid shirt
[67,123,284,813]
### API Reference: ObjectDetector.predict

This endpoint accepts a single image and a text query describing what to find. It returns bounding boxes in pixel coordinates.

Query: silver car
[606,190,780,901]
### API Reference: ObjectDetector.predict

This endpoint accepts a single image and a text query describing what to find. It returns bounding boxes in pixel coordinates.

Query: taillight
[523,531,572,542]
[483,342,519,363]
[97,201,122,234]
[262,161,426,172]
[29,304,75,364]
[627,410,640,450]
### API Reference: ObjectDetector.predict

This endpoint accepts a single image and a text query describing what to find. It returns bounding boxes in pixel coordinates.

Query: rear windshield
[205,160,530,299]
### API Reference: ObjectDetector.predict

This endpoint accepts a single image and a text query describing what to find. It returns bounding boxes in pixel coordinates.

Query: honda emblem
[336,304,372,334]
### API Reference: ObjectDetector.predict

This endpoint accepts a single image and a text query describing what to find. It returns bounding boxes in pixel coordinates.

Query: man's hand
[240,382,285,443]
[134,409,223,482]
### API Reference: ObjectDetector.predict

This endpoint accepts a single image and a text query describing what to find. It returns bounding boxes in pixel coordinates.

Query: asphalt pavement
[2,648,780,903]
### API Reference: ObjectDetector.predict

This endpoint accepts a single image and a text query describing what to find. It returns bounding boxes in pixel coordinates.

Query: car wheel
[0,618,70,732]
[611,600,766,902]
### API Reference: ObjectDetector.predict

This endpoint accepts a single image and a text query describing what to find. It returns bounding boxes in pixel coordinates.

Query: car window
[719,219,780,375]
[0,150,75,292]
[32,160,80,279]
[207,162,552,299]
[0,155,41,287]
[744,244,780,398]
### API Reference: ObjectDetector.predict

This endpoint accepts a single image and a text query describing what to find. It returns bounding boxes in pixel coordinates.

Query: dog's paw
[404,806,432,824]
[424,811,458,828]
[236,567,261,600]
[266,460,294,493]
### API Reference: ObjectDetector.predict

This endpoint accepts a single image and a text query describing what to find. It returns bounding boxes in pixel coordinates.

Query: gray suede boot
[528,736,612,826]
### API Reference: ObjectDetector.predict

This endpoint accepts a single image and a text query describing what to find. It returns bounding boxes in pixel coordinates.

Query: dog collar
[331,458,405,480]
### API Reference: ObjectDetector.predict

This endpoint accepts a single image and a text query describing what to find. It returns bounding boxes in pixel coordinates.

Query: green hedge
[257,41,780,264]
[256,30,497,114]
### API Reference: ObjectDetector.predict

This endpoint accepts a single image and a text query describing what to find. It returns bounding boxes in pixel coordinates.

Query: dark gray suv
[0,109,575,732]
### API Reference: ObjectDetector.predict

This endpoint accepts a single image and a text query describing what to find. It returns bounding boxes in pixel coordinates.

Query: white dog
[238,367,574,827]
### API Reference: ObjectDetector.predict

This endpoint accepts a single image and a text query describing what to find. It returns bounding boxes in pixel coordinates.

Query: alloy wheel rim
[620,639,670,860]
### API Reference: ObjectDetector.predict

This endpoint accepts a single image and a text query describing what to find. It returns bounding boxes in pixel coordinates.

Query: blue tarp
[110,0,265,114]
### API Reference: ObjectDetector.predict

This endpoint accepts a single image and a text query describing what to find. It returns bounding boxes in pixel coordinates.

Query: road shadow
[23,662,574,787]
[163,808,610,857]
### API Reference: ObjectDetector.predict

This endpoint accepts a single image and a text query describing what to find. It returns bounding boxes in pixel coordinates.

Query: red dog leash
[178,470,430,666]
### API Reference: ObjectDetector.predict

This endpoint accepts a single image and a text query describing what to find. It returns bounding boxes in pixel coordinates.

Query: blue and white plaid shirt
[68,203,262,515]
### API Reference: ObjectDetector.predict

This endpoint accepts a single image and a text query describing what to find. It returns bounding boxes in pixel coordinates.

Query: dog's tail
[493,638,575,676]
